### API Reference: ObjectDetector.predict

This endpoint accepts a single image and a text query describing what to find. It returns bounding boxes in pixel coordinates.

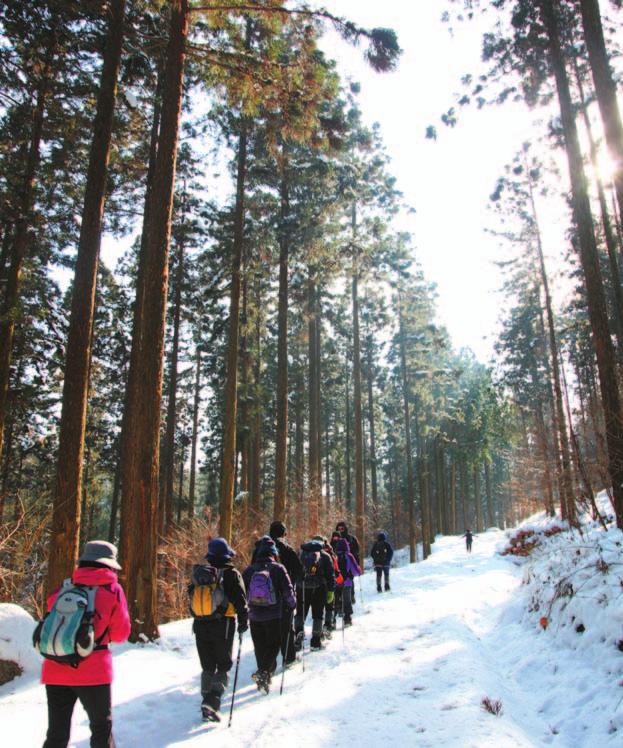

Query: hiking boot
[255,670,271,694]
[201,705,221,723]
[322,625,332,640]
[344,615,352,627]
[384,584,390,592]
[377,585,382,593]
[294,631,304,652]
[310,635,323,650]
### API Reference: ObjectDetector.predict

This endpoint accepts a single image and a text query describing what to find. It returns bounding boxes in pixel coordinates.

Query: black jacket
[299,541,336,592]
[332,525,361,566]
[189,560,248,629]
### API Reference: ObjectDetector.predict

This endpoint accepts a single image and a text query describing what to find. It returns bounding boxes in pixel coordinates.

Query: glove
[238,618,248,634]
[326,591,335,605]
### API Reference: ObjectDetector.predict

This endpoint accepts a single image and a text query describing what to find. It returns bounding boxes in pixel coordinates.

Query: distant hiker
[333,537,361,627]
[370,532,394,592]
[295,538,335,650]
[36,540,130,748]
[332,521,361,568]
[463,530,474,553]
[189,537,247,722]
[242,536,296,693]
[312,535,339,637]
[251,521,302,667]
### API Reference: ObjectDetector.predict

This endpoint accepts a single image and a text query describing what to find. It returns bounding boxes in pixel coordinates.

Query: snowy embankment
[1,518,622,747]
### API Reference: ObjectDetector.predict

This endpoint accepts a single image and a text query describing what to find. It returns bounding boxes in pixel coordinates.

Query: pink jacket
[41,566,131,686]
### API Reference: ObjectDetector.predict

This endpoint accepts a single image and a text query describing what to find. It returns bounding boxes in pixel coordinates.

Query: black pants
[294,585,325,630]
[250,618,282,674]
[43,684,114,748]
[334,585,354,620]
[194,617,236,710]
[466,540,472,552]
[376,566,390,589]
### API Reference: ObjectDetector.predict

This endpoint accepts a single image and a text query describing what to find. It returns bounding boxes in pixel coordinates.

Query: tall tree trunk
[308,277,320,534]
[352,216,365,553]
[398,295,417,562]
[188,347,201,518]
[526,163,575,521]
[119,0,189,642]
[218,121,248,541]
[316,298,323,515]
[473,464,483,532]
[47,0,126,593]
[345,366,352,512]
[160,202,185,537]
[449,458,457,534]
[0,35,55,470]
[484,458,494,528]
[574,60,623,353]
[541,0,623,528]
[579,0,623,218]
[273,169,290,521]
[108,454,121,543]
[366,334,379,521]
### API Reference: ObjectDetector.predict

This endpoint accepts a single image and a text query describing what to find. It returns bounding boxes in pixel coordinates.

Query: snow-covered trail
[1,531,618,747]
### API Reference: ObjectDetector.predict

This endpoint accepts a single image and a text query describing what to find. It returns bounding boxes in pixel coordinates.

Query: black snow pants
[193,616,236,711]
[43,684,115,748]
[250,618,282,675]
[294,585,325,631]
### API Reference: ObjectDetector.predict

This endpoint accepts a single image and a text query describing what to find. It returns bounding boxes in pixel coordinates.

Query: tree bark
[352,213,365,554]
[574,59,623,354]
[159,199,185,537]
[273,170,290,521]
[541,0,623,528]
[365,333,379,520]
[398,294,417,562]
[308,277,320,534]
[119,0,189,642]
[218,121,248,541]
[579,0,623,219]
[188,347,201,518]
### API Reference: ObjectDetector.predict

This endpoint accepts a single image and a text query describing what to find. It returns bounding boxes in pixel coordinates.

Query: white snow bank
[0,603,41,674]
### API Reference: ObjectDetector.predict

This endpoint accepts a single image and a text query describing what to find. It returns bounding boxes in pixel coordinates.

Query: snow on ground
[1,524,622,747]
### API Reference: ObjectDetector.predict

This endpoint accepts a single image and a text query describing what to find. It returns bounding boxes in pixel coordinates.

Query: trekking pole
[341,592,345,644]
[301,584,306,673]
[358,575,365,613]
[280,621,292,696]
[227,632,243,728]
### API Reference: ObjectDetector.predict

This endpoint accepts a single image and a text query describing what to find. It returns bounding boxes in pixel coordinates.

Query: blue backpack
[301,549,323,588]
[33,580,99,668]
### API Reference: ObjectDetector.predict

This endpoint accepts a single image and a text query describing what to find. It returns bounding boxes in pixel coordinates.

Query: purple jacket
[242,557,296,622]
[335,538,361,588]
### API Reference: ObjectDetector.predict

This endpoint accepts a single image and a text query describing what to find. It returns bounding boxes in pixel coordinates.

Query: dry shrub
[0,501,50,618]
[0,659,22,685]
[500,525,565,557]
[481,696,503,716]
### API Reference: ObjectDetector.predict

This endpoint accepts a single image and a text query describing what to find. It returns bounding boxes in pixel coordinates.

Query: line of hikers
[34,523,395,745]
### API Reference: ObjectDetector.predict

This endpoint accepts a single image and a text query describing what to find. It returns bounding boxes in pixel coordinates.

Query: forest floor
[1,514,622,747]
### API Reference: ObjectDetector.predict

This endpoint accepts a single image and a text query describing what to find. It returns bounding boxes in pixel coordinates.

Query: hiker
[295,538,335,651]
[311,535,339,637]
[251,521,302,666]
[332,521,361,568]
[370,532,394,592]
[242,536,296,693]
[334,537,361,627]
[189,537,248,723]
[463,529,474,553]
[38,540,130,748]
